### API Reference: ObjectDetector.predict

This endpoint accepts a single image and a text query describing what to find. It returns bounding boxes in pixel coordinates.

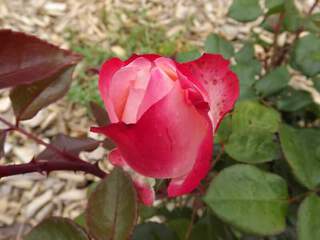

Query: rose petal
[179,53,239,130]
[167,125,213,197]
[133,179,155,206]
[109,148,155,205]
[108,148,127,167]
[99,58,124,123]
[92,82,211,179]
[137,67,174,119]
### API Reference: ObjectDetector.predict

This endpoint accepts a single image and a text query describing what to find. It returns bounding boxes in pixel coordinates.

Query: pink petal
[108,57,152,123]
[108,148,155,205]
[120,58,153,123]
[99,58,124,123]
[92,82,212,179]
[180,53,239,131]
[167,126,213,197]
[108,148,127,167]
[137,67,174,119]
[133,179,155,206]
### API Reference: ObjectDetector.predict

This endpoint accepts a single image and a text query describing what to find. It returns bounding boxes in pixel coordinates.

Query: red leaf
[0,29,81,89]
[35,134,100,162]
[89,101,110,127]
[10,66,75,121]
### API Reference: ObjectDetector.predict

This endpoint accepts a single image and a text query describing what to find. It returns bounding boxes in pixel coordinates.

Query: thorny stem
[0,115,107,179]
[0,160,106,179]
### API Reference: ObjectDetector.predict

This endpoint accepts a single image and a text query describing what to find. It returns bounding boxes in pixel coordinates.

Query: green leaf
[190,212,234,240]
[132,222,178,240]
[279,125,320,190]
[167,219,189,240]
[10,66,75,121]
[291,34,320,77]
[304,13,320,34]
[176,50,201,63]
[276,88,313,112]
[255,66,290,97]
[204,34,234,59]
[225,130,279,163]
[231,64,259,100]
[74,213,87,229]
[25,217,89,240]
[313,76,320,92]
[265,0,284,10]
[283,0,301,32]
[235,43,255,63]
[204,164,288,235]
[224,101,281,163]
[298,194,320,240]
[215,115,232,143]
[86,168,138,240]
[228,0,262,22]
[232,101,281,133]
[139,204,158,221]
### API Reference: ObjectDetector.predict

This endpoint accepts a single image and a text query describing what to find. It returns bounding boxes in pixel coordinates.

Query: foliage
[0,0,320,239]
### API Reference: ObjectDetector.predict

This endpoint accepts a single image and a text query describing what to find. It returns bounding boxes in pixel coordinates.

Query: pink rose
[92,54,239,205]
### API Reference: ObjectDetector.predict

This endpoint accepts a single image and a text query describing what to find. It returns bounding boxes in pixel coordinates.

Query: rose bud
[91,54,239,205]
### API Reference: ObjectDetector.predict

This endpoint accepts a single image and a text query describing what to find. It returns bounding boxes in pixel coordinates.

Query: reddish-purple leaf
[36,134,100,162]
[0,130,6,159]
[0,29,81,89]
[89,101,110,127]
[10,66,74,121]
[89,101,115,150]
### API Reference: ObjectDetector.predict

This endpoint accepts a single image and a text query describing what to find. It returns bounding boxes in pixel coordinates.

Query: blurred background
[0,0,318,239]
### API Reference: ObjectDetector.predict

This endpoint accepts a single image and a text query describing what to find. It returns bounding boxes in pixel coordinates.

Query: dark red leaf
[102,138,116,150]
[0,29,81,89]
[89,102,115,150]
[89,101,110,127]
[0,130,6,159]
[36,134,100,162]
[10,66,74,121]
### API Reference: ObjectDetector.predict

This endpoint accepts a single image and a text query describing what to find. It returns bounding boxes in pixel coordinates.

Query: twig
[275,0,319,67]
[269,12,285,70]
[185,198,198,240]
[0,160,106,179]
[0,116,107,179]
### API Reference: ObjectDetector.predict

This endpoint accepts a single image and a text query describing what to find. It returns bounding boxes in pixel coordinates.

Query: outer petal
[99,58,124,123]
[109,148,155,205]
[179,53,239,131]
[133,179,155,206]
[92,82,211,179]
[167,123,213,197]
[108,148,127,167]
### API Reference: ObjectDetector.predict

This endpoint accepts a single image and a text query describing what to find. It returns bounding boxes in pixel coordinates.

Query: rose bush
[91,54,239,205]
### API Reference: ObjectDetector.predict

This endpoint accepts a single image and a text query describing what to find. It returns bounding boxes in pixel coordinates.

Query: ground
[0,0,318,239]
